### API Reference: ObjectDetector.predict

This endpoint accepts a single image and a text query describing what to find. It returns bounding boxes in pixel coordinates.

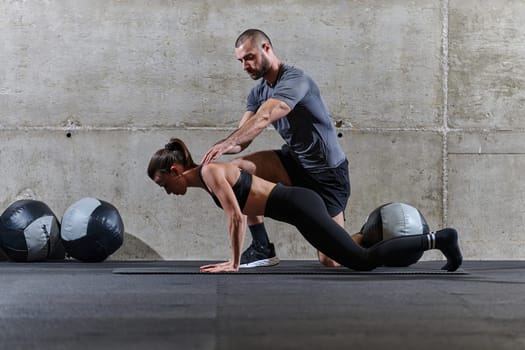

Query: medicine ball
[0,199,65,262]
[360,202,429,267]
[61,197,124,262]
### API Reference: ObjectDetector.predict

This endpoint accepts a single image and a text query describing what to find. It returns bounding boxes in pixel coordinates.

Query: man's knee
[318,252,341,267]
[232,150,291,185]
[230,158,256,174]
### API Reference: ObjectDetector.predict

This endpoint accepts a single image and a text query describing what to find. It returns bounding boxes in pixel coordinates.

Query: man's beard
[249,55,271,80]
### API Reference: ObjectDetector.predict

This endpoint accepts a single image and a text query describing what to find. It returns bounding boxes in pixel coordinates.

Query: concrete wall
[1,0,523,261]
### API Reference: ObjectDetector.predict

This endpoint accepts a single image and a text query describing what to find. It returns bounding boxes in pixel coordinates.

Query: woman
[148,138,463,273]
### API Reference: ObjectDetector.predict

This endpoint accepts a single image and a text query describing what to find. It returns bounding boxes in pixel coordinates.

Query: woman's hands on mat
[200,260,239,273]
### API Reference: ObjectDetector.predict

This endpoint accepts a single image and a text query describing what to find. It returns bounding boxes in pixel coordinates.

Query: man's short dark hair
[235,29,272,48]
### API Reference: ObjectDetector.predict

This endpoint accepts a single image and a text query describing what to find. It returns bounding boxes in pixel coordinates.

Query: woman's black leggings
[264,184,430,271]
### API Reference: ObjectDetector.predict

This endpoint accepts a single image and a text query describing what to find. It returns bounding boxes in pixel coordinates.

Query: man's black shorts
[274,149,351,217]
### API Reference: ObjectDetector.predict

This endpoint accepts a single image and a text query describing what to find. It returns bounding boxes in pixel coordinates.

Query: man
[201,29,351,267]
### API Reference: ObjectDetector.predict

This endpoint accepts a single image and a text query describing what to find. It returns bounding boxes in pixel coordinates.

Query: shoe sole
[239,256,280,269]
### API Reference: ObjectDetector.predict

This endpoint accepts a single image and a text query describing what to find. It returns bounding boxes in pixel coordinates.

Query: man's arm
[201,98,290,164]
[232,110,256,151]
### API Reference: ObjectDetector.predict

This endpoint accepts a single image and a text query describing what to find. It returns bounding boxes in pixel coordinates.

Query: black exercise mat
[112,260,468,275]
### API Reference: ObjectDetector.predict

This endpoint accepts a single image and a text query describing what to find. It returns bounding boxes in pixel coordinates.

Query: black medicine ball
[61,197,124,262]
[360,202,429,267]
[0,199,65,262]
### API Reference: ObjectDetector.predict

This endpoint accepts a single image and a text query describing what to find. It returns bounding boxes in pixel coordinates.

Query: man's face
[235,39,271,80]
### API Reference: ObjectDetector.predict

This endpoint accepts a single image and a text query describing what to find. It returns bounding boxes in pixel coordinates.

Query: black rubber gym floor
[1,260,524,350]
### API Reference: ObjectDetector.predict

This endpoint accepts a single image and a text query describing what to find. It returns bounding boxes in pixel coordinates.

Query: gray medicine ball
[360,202,429,267]
[61,197,124,262]
[0,200,65,262]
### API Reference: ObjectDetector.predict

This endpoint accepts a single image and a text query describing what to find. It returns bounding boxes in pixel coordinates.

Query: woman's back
[200,162,276,217]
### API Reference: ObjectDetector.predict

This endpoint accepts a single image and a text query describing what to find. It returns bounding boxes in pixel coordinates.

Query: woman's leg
[265,185,462,271]
[367,228,463,271]
[265,185,376,270]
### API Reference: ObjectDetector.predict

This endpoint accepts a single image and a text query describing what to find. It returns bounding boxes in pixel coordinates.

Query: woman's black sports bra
[198,166,252,210]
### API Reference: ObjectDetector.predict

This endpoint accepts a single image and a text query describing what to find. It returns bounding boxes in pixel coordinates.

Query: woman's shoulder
[200,162,238,180]
[200,162,230,172]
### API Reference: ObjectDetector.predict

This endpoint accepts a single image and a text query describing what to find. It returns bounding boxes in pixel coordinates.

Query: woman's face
[153,168,187,195]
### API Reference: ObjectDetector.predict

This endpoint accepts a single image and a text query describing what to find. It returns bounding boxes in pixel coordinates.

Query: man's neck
[264,61,283,87]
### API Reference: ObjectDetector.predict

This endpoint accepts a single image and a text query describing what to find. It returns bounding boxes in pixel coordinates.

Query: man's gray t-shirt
[246,64,345,170]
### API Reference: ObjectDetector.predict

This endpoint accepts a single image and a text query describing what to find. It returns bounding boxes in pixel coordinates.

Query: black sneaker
[239,241,280,268]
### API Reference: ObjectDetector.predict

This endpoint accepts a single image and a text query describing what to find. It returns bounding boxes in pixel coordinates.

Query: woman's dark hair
[147,138,197,179]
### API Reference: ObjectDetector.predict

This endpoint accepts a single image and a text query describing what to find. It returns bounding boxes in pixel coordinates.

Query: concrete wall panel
[0,128,319,260]
[448,154,525,259]
[0,0,443,129]
[447,130,525,259]
[449,0,525,129]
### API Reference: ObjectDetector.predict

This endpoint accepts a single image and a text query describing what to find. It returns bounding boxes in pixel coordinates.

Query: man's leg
[234,151,358,268]
[231,151,291,268]
[231,150,292,185]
